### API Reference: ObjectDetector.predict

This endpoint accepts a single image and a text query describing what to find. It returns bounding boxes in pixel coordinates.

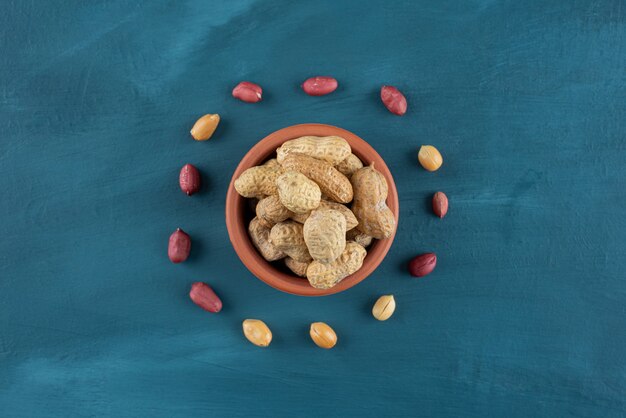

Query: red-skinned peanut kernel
[232,81,262,103]
[380,85,407,116]
[189,282,222,313]
[179,164,201,196]
[168,228,191,263]
[432,192,449,218]
[409,253,437,277]
[302,76,338,96]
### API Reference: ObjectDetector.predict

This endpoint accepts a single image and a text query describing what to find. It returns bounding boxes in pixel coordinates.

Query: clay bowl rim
[225,123,399,296]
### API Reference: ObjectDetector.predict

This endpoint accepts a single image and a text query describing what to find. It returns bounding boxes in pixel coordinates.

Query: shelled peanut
[189,282,222,313]
[168,228,191,263]
[309,322,338,349]
[233,135,396,289]
[190,114,220,141]
[242,319,272,347]
[372,295,396,321]
[302,76,338,96]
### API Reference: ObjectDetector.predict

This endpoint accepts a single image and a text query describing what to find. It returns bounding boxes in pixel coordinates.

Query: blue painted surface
[1,1,625,417]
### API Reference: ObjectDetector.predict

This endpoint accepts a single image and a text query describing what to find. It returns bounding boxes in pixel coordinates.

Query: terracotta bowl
[225,124,399,296]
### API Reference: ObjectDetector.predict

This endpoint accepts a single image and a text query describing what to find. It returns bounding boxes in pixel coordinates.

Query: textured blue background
[1,1,625,417]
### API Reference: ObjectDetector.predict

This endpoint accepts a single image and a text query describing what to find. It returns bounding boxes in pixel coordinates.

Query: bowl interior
[225,123,399,296]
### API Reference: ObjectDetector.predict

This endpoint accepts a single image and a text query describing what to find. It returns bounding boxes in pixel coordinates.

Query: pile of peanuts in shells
[169,77,449,349]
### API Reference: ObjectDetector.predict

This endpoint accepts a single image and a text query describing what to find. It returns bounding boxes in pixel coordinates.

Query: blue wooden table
[1,1,625,417]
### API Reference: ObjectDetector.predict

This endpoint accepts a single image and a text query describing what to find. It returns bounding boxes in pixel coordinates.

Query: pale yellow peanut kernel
[242,319,272,347]
[372,295,396,321]
[418,145,443,171]
[190,114,220,141]
[310,322,338,349]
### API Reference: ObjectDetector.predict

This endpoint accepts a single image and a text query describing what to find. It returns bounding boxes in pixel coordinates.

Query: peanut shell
[303,209,346,264]
[276,171,321,214]
[277,136,350,165]
[281,154,353,203]
[284,257,309,277]
[306,241,366,289]
[289,200,358,231]
[248,217,285,261]
[346,228,373,248]
[234,165,283,198]
[351,164,395,239]
[256,195,293,227]
[269,221,312,263]
[335,153,364,177]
